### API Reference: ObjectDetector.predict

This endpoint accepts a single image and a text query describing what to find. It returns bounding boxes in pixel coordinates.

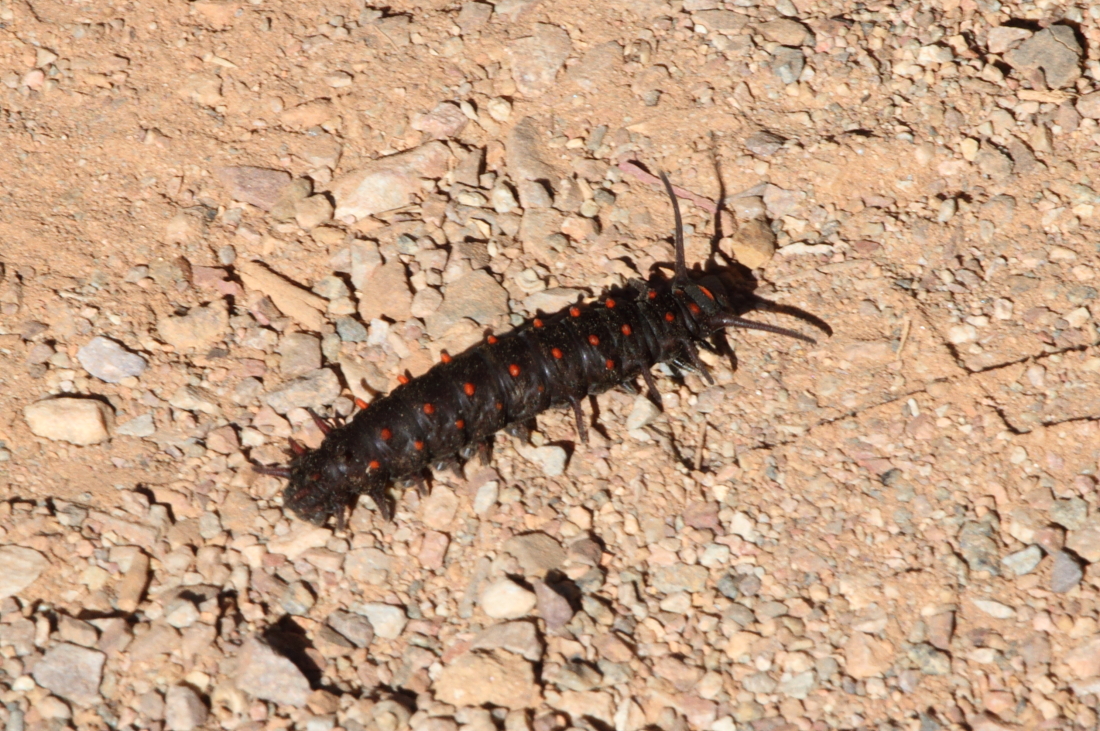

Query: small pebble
[1050,550,1084,593]
[357,603,407,639]
[481,578,537,619]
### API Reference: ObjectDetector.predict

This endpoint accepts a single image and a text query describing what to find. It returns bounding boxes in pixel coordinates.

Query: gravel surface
[2,1,1100,730]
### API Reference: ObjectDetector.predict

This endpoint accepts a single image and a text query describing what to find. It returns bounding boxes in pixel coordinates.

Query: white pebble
[481,579,537,619]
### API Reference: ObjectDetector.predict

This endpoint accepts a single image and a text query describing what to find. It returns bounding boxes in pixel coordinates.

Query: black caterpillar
[257,173,827,526]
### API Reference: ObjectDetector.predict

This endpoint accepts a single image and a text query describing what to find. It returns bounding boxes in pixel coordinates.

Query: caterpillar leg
[640,368,664,408]
[682,341,715,385]
[568,397,589,444]
[505,422,531,442]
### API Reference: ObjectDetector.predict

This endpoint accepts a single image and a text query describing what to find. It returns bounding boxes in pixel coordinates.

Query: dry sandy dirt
[3,0,1100,730]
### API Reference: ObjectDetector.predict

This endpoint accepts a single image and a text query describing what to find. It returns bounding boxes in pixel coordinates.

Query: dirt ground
[3,0,1100,729]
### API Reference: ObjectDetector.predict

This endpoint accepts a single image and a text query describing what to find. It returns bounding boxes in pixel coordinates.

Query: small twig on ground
[693,421,707,472]
[618,160,719,214]
[895,317,912,363]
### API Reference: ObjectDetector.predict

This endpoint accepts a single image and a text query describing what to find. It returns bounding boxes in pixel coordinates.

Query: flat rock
[1004,26,1082,89]
[523,288,584,314]
[331,141,452,220]
[757,18,812,46]
[411,102,468,139]
[692,10,748,33]
[32,643,105,707]
[426,270,509,338]
[77,337,147,383]
[215,166,292,211]
[987,26,1032,54]
[264,368,341,413]
[481,579,537,619]
[157,301,228,352]
[844,634,894,679]
[0,546,48,598]
[506,116,559,183]
[504,533,566,576]
[358,260,413,322]
[327,610,374,648]
[1078,91,1100,120]
[116,413,156,438]
[1000,545,1042,576]
[626,396,661,431]
[727,219,776,269]
[1067,518,1100,562]
[515,444,568,477]
[470,621,543,661]
[434,649,541,708]
[344,547,393,585]
[422,486,459,530]
[279,332,322,378]
[267,525,332,559]
[357,603,406,639]
[533,580,574,630]
[1050,550,1084,593]
[506,23,572,97]
[165,685,208,731]
[234,637,310,707]
[24,398,113,445]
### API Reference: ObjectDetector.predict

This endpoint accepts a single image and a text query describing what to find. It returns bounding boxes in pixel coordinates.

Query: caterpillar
[256,172,828,527]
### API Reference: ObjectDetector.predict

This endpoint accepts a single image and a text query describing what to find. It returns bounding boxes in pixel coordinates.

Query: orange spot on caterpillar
[397,374,409,385]
[552,347,564,359]
[455,419,465,429]
[605,298,616,308]
[570,307,581,317]
[538,385,545,392]
[423,403,435,415]
[440,352,452,363]
[414,440,424,450]
[487,335,498,344]
[310,473,321,481]
[508,364,521,377]
[464,382,476,396]
[588,334,600,346]
[621,324,632,336]
[647,290,656,299]
[381,428,392,440]
[369,460,380,470]
[495,401,503,410]
[533,318,544,328]
[665,312,675,322]
[354,397,369,410]
[699,286,715,300]
[689,302,701,314]
[606,359,614,370]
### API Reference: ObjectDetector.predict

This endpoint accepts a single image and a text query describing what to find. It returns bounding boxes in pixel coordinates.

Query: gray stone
[1050,498,1088,530]
[1004,26,1083,89]
[426,270,509,338]
[958,521,1000,575]
[626,396,661,432]
[331,142,452,220]
[279,581,316,616]
[692,10,749,33]
[327,610,374,648]
[975,145,1013,179]
[265,369,341,413]
[1078,91,1100,120]
[335,316,368,342]
[757,18,812,46]
[24,398,113,445]
[165,685,208,731]
[742,672,777,694]
[1000,545,1043,576]
[279,333,322,377]
[77,337,147,383]
[215,166,292,211]
[1050,550,1084,593]
[908,643,951,675]
[32,643,105,706]
[987,26,1032,54]
[0,546,48,599]
[116,413,156,438]
[776,670,815,699]
[234,637,310,707]
[772,46,804,85]
[650,564,708,594]
[411,101,468,140]
[506,23,573,97]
